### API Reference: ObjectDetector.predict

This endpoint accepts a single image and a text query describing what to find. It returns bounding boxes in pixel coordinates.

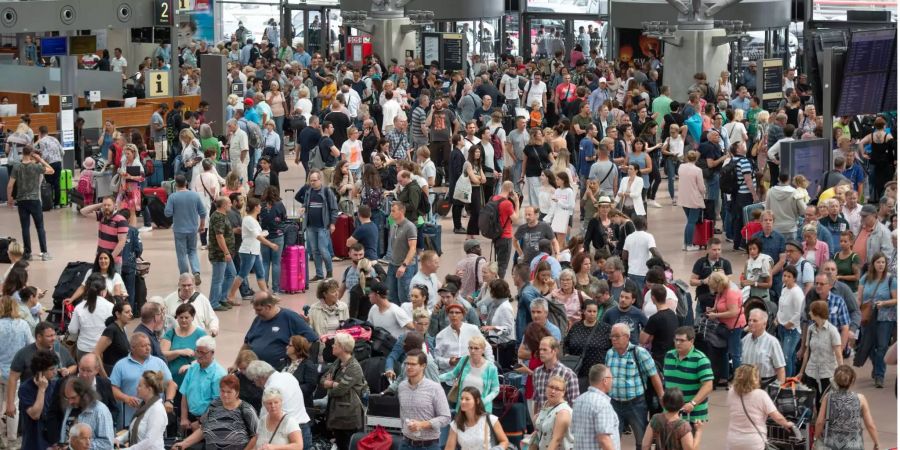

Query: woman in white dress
[531,375,574,450]
[537,170,558,222]
[117,371,168,450]
[446,387,509,450]
[546,171,576,251]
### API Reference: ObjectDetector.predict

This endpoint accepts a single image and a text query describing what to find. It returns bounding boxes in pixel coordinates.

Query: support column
[60,30,78,171]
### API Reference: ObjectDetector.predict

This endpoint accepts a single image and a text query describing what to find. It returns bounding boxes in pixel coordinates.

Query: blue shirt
[516,284,541,344]
[752,231,786,263]
[578,137,596,178]
[842,162,866,192]
[605,344,658,401]
[0,318,33,379]
[20,378,54,450]
[244,308,318,368]
[179,361,226,416]
[244,107,261,126]
[730,97,750,112]
[352,221,379,260]
[601,306,647,344]
[545,321,562,341]
[293,51,311,68]
[164,190,207,234]
[61,402,115,450]
[109,355,172,425]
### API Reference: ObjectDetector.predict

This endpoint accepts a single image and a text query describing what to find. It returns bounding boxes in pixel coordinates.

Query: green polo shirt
[663,347,714,421]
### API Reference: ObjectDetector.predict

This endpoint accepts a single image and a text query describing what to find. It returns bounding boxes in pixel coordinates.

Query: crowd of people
[1,17,897,450]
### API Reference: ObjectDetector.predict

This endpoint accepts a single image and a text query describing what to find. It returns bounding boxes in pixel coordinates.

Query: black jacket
[448,147,466,197]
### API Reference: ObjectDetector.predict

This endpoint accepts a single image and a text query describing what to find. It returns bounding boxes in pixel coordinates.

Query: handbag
[695,315,727,349]
[357,425,393,450]
[860,276,887,326]
[453,163,474,203]
[446,356,469,403]
[739,394,779,450]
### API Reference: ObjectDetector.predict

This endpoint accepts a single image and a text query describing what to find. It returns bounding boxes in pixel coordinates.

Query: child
[76,157,97,206]
[529,100,544,128]
[792,174,811,205]
[741,208,764,243]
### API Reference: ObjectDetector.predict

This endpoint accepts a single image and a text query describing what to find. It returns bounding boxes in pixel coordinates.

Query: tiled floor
[1,161,895,448]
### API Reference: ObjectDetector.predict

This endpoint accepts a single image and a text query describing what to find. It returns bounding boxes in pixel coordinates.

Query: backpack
[702,82,716,104]
[240,119,263,149]
[479,197,511,241]
[141,153,155,177]
[76,173,95,199]
[719,156,741,195]
[165,110,182,143]
[671,280,693,326]
[490,128,504,169]
[416,187,431,217]
[309,138,326,171]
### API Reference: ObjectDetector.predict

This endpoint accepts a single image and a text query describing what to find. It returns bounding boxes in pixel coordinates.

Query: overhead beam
[0,0,158,34]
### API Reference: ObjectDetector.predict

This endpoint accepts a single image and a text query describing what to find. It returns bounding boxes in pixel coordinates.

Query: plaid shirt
[386,128,412,160]
[572,387,621,450]
[803,292,851,330]
[533,360,580,411]
[605,344,658,401]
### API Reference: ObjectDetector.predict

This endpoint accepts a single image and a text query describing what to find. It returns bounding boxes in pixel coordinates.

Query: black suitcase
[0,166,8,202]
[147,196,172,228]
[41,181,53,211]
[367,393,400,418]
[359,356,389,392]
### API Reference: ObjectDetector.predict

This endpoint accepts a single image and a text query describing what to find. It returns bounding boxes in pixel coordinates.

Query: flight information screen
[837,28,896,116]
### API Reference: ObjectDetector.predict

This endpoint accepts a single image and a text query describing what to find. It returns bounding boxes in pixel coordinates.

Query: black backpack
[479,197,511,241]
[52,261,94,303]
[719,157,741,196]
[416,187,431,217]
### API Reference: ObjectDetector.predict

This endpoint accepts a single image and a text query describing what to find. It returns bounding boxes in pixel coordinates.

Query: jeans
[237,252,266,281]
[612,397,648,450]
[628,274,646,292]
[387,262,417,305]
[300,422,312,450]
[510,161,523,194]
[210,260,237,308]
[647,153,662,200]
[682,207,702,246]
[273,116,285,145]
[665,157,678,201]
[495,237,512,279]
[16,200,48,255]
[778,325,801,377]
[122,269,136,310]
[706,173,721,221]
[173,231,201,275]
[725,327,743,380]
[261,235,284,292]
[306,227,333,277]
[872,320,896,378]
[399,443,441,450]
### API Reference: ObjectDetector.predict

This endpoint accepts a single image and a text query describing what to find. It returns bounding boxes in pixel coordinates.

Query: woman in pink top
[550,269,588,327]
[706,271,746,384]
[726,365,795,450]
[800,224,830,269]
[677,150,707,251]
[266,80,287,142]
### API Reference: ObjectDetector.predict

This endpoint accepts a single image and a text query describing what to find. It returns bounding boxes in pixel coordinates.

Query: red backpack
[490,127,504,170]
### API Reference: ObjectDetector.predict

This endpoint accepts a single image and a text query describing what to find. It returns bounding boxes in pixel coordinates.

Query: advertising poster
[176,0,215,48]
[617,29,662,67]
[527,0,601,15]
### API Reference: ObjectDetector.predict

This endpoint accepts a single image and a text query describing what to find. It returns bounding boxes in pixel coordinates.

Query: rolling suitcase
[0,166,8,202]
[331,214,355,258]
[693,219,714,248]
[146,160,164,187]
[142,187,168,204]
[41,181,53,211]
[58,169,73,206]
[280,245,307,293]
[147,196,172,228]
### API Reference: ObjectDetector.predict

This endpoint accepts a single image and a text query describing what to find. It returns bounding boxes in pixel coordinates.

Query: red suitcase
[142,187,168,204]
[693,219,714,248]
[331,214,355,258]
[280,245,307,293]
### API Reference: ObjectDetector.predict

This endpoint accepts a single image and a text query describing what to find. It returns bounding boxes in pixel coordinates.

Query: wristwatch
[689,400,697,407]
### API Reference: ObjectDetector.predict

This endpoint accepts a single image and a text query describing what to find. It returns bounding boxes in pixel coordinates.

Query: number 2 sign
[154,0,173,26]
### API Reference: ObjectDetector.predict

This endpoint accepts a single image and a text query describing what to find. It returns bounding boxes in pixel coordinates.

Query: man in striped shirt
[663,326,714,448]
[80,196,128,269]
[729,140,759,252]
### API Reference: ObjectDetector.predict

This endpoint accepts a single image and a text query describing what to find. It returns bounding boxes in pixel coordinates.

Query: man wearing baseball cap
[367,281,414,337]
[783,240,815,294]
[856,204,893,264]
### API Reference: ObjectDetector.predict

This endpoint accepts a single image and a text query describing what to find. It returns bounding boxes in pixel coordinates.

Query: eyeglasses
[547,385,565,391]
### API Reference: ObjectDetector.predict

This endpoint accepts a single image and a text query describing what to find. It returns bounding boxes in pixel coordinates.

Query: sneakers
[40,252,53,261]
[649,200,662,208]
[683,245,700,251]
[193,272,202,286]
[310,276,323,283]
[875,377,884,388]
[452,228,467,234]
[213,304,231,311]
[138,226,153,233]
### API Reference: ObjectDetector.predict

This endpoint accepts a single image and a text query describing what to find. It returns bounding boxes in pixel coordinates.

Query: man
[578,123,599,190]
[572,364,620,450]
[532,336,580,416]
[208,197,236,311]
[386,202,418,305]
[385,323,437,383]
[386,114,413,161]
[605,323,664,450]
[819,199,850,256]
[621,216,660,290]
[699,130,727,225]
[730,86,751,112]
[242,292,316,368]
[73,354,118,421]
[110,48,127,73]
[514,207,557,265]
[528,239,563,281]
[297,170,338,281]
[603,257,639,305]
[601,287,646,344]
[512,263,541,343]
[150,103,169,163]
[368,281,415,336]
[409,95,431,149]
[752,211,788,291]
[741,308,787,385]
[729,140,759,251]
[133,302,165,358]
[58,378,115,450]
[398,350,451,450]
[689,238,733,304]
[742,62,758,93]
[553,73,577,109]
[6,322,76,420]
[340,79,361,122]
[7,146,53,261]
[530,298,562,341]
[35,126,63,207]
[68,423,92,450]
[842,189,863,236]
[485,181,519,279]
[856,204,893,264]
[797,205,832,244]
[425,96,459,169]
[500,65,521,111]
[766,123,797,182]
[506,116,528,194]
[427,283,481,337]
[409,250,441,310]
[179,336,226,429]
[589,77,615,113]
[347,208,378,261]
[109,333,177,425]
[396,170,424,224]
[639,285,679,365]
[164,175,206,284]
[295,116,321,174]
[817,260,862,343]
[315,121,341,179]
[522,72,548,112]
[766,173,807,238]
[663,327,714,447]
[784,240,816,293]
[164,273,219,335]
[589,138,618,197]
[292,43,311,68]
[339,244,370,302]
[225,118,249,184]
[800,274,851,359]
[245,360,312,445]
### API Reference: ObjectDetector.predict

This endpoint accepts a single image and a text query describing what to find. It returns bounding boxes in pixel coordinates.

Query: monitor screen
[69,35,97,55]
[836,28,896,116]
[40,36,69,57]
[527,0,601,15]
[785,139,830,198]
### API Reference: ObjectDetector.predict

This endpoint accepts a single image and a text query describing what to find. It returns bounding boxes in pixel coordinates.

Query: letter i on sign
[156,73,164,94]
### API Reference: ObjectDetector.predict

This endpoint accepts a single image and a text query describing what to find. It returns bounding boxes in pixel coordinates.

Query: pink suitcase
[280,245,307,293]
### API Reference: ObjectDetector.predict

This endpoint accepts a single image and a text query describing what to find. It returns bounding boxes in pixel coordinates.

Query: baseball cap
[464,239,481,253]
[243,98,255,106]
[369,281,388,297]
[599,77,608,84]
[438,283,459,295]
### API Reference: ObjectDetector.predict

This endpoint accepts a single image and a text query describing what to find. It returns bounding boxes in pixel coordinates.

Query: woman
[677,151,706,251]
[465,144,488,239]
[259,186,287,294]
[739,238,773,303]
[547,172,576,249]
[332,160,355,212]
[223,172,244,198]
[479,279,515,344]
[341,127,364,180]
[172,375,259,450]
[1,267,33,330]
[321,333,368,450]
[530,375,573,450]
[226,94,239,122]
[196,159,224,249]
[857,116,895,201]
[722,109,748,148]
[617,163,646,219]
[255,388,303,450]
[395,78,410,108]
[292,85,314,121]
[856,252,896,388]
[95,302,132,376]
[408,73,424,100]
[796,104,818,137]
[584,196,613,255]
[798,300,844,407]
[117,144,144,227]
[0,296,33,443]
[661,124,685,205]
[228,197,279,302]
[800,224,829,269]
[641,388,695,450]
[358,163,385,256]
[435,305,494,375]
[725,365,794,450]
[774,266,804,378]
[582,180,601,231]
[266,81,287,142]
[178,128,203,186]
[517,321,551,414]
[446,386,510,450]
[161,303,207,386]
[538,170,558,222]
[117,371,168,450]
[834,231,861,292]
[569,43,585,67]
[68,274,114,359]
[784,93,802,127]
[814,365,880,449]
[531,261,556,297]
[64,250,127,304]
[403,285,430,320]
[562,300,612,379]
[19,350,58,450]
[523,128,552,208]
[706,271,746,384]
[199,124,222,160]
[572,253,603,298]
[439,335,500,412]
[550,269,587,327]
[282,336,319,407]
[232,350,263,412]
[308,279,349,336]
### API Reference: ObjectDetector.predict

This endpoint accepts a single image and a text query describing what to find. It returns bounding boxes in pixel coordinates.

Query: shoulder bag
[446,356,469,403]
[860,276,888,326]
[813,392,830,450]
[631,346,660,414]
[739,394,779,450]
[453,162,474,203]
[482,415,504,450]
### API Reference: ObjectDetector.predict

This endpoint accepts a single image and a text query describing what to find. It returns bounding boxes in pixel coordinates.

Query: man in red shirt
[491,180,520,279]
[553,73,577,110]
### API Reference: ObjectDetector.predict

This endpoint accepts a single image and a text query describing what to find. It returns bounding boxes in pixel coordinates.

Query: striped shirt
[410,106,428,147]
[605,344,658,401]
[741,332,786,379]
[664,347,714,421]
[96,212,128,263]
[572,387,620,450]
[735,156,754,194]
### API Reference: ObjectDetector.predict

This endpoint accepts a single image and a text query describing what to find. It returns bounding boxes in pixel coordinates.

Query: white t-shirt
[501,74,520,100]
[110,56,128,73]
[255,415,301,449]
[642,287,680,317]
[69,296,114,352]
[341,139,364,170]
[82,271,126,296]
[367,303,412,337]
[622,230,657,276]
[239,215,266,255]
[401,302,431,319]
[449,415,499,449]
[524,81,547,109]
[421,159,437,185]
[665,136,685,158]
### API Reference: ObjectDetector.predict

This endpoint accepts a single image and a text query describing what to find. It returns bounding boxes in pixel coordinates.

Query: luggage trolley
[766,379,816,450]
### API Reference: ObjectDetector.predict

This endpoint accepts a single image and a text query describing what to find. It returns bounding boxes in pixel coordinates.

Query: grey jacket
[298,186,339,231]
[865,221,894,264]
[324,357,368,430]
[765,184,806,234]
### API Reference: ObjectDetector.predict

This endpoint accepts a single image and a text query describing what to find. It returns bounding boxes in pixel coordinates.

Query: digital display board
[527,0,601,15]
[69,35,97,55]
[40,36,69,57]
[836,28,896,116]
[782,139,831,197]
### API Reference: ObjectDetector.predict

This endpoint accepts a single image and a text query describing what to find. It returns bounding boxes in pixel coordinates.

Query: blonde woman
[293,85,313,121]
[117,144,144,227]
[266,81,287,142]
[226,93,239,122]
[725,365,794,450]
[531,375,573,450]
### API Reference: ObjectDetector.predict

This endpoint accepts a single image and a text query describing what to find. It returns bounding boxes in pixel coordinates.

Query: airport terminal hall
[0,0,897,448]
